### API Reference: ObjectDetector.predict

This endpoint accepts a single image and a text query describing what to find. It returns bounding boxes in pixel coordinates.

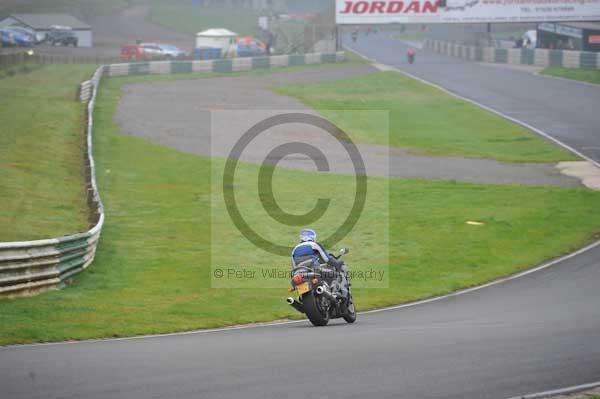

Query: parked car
[47,27,78,47]
[235,37,267,57]
[140,43,187,59]
[156,44,188,58]
[120,44,145,60]
[0,29,16,47]
[193,47,222,60]
[0,28,33,47]
[4,26,45,43]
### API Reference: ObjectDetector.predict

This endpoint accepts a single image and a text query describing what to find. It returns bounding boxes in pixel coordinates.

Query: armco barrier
[0,65,105,298]
[79,79,93,103]
[424,39,600,71]
[0,52,345,298]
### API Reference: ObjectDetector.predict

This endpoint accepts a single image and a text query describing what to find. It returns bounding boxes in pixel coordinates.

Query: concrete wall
[75,30,92,48]
[104,51,346,77]
[425,39,600,70]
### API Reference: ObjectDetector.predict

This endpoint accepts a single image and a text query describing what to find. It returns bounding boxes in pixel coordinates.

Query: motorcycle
[407,49,416,64]
[286,248,356,326]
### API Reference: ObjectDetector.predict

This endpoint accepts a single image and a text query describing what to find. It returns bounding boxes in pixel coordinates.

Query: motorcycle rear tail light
[292,274,304,285]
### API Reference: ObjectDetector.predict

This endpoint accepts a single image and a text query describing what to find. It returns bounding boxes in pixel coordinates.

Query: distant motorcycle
[407,48,416,64]
[286,248,356,326]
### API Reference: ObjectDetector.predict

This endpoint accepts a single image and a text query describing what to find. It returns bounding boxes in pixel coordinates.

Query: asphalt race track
[346,33,600,164]
[3,243,600,399]
[2,36,600,399]
[116,65,580,187]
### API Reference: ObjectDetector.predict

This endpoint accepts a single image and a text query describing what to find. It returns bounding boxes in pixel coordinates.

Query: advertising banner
[336,0,600,24]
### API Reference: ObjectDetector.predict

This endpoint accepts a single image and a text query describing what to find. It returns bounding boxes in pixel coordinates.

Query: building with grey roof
[0,14,92,47]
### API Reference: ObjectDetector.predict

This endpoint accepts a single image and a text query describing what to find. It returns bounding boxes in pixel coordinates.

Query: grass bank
[275,72,576,163]
[541,67,600,85]
[1,71,599,345]
[0,59,362,241]
[0,64,96,242]
[149,3,260,37]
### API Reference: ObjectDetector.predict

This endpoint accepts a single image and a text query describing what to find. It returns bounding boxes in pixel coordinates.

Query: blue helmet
[299,228,317,242]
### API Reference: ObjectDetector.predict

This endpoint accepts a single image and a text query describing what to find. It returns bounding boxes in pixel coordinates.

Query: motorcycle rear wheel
[302,292,329,326]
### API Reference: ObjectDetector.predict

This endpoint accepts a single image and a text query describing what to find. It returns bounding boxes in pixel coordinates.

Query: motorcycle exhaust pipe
[286,297,304,313]
[315,286,337,302]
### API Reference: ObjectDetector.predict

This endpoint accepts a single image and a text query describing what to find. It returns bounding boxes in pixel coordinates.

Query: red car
[120,44,145,60]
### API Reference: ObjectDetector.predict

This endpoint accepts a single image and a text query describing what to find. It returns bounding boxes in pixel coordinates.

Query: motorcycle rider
[291,229,349,300]
[407,47,416,64]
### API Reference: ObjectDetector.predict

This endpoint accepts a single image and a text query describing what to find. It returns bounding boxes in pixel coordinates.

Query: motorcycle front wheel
[343,297,357,324]
[302,292,329,326]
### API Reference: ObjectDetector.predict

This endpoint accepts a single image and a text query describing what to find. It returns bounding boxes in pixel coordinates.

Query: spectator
[267,32,276,55]
[515,38,523,48]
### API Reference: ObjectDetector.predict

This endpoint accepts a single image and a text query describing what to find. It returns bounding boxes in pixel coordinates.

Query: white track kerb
[4,49,600,348]
[507,380,600,399]
[9,236,600,349]
[532,70,600,89]
[347,46,600,398]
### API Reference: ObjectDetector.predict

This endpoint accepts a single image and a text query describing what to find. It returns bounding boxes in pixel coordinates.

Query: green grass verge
[0,64,96,242]
[1,72,599,345]
[342,49,369,64]
[541,67,600,85]
[0,59,365,240]
[0,0,130,17]
[274,72,576,163]
[149,3,261,37]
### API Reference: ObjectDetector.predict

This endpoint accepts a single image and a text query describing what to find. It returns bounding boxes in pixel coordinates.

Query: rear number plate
[297,282,310,295]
